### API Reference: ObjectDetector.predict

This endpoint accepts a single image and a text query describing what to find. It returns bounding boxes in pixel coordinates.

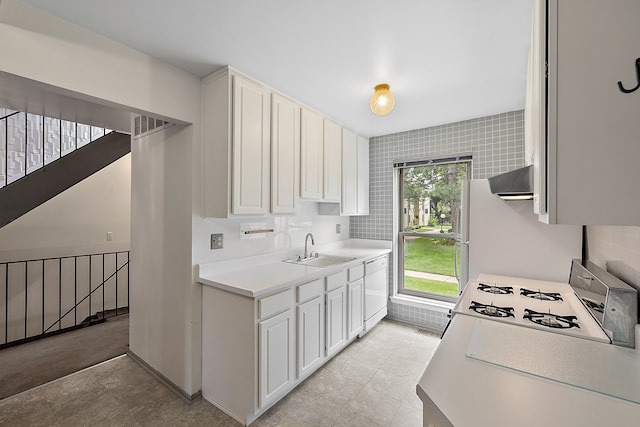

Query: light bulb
[370,84,395,116]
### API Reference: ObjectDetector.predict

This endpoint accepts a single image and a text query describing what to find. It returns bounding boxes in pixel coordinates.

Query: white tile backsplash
[195,200,350,264]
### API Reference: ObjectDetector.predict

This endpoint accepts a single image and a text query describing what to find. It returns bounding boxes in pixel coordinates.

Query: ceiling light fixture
[369,83,395,116]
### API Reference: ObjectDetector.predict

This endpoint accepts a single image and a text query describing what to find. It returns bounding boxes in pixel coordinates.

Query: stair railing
[0,251,129,349]
[0,108,111,189]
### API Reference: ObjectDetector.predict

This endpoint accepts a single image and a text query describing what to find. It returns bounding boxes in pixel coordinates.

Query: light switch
[211,233,224,250]
[106,232,113,241]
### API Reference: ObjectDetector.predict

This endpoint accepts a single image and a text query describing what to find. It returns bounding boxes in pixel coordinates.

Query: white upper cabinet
[202,68,270,217]
[341,128,358,214]
[232,75,271,214]
[529,0,640,225]
[300,107,324,200]
[341,132,369,216]
[271,93,300,213]
[526,0,546,217]
[323,119,342,202]
[356,135,369,215]
[299,111,343,203]
[203,66,359,215]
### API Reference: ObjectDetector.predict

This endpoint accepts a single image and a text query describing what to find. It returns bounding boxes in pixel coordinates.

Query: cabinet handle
[578,275,594,281]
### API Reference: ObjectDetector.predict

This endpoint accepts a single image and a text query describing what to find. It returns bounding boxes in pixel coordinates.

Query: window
[394,157,471,302]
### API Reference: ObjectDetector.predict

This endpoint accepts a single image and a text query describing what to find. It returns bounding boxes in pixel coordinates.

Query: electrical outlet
[211,233,224,250]
[336,224,341,234]
[106,232,113,241]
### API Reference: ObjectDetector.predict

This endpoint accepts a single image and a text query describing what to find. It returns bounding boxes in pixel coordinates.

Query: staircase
[0,108,130,228]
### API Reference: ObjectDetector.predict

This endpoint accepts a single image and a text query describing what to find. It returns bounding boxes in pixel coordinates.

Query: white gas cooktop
[453,274,611,343]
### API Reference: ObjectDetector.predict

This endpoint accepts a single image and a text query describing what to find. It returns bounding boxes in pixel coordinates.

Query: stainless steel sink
[283,254,355,268]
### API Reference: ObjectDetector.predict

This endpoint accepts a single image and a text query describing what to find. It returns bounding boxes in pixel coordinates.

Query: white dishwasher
[363,255,388,332]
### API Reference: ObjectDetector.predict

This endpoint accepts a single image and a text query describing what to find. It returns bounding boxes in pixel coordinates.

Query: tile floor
[0,319,440,426]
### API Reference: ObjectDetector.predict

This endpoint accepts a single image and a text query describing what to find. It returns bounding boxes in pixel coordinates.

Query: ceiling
[22,0,532,138]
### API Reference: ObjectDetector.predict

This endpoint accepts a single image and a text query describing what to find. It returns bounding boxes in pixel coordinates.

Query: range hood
[487,165,534,201]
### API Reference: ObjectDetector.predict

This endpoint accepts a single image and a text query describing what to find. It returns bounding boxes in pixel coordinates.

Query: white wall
[468,180,581,283]
[130,125,195,395]
[587,226,640,289]
[0,154,131,262]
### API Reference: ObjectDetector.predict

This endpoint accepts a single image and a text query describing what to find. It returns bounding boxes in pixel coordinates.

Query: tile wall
[351,110,525,330]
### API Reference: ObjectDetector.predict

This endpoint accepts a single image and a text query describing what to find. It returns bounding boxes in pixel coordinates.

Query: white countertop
[197,239,391,298]
[417,315,640,426]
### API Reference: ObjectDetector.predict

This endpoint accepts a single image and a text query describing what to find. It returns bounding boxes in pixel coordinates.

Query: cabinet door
[297,296,324,378]
[323,120,342,202]
[341,128,357,215]
[300,108,323,199]
[259,309,295,408]
[326,286,347,357]
[356,136,369,215]
[347,278,364,340]
[232,75,270,214]
[271,94,300,213]
[542,0,640,225]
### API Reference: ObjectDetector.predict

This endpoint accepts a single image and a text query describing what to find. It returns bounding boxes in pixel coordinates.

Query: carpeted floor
[0,314,129,400]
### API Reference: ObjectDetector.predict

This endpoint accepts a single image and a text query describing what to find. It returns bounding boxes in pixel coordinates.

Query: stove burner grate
[523,309,580,329]
[520,288,563,302]
[469,301,515,318]
[477,283,514,295]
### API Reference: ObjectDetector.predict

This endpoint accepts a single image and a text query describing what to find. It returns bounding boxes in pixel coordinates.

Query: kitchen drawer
[258,289,293,320]
[297,278,323,304]
[326,269,348,292]
[348,264,364,282]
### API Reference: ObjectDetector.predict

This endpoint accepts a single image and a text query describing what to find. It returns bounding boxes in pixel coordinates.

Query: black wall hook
[617,57,640,94]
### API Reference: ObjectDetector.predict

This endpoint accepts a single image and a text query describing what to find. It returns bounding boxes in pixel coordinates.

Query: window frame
[392,155,472,303]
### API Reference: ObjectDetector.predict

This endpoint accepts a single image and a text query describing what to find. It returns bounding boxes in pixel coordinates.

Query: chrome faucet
[304,233,315,259]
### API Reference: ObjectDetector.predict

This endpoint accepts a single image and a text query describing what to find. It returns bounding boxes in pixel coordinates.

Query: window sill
[390,294,455,314]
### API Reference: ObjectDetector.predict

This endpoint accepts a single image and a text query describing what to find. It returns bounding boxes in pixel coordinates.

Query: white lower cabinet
[297,296,324,378]
[296,278,325,379]
[326,286,347,357]
[259,309,295,408]
[201,262,369,425]
[326,270,348,357]
[347,278,364,340]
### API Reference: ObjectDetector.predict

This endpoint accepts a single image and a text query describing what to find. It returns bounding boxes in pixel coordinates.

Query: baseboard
[127,350,201,403]
[385,315,445,335]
